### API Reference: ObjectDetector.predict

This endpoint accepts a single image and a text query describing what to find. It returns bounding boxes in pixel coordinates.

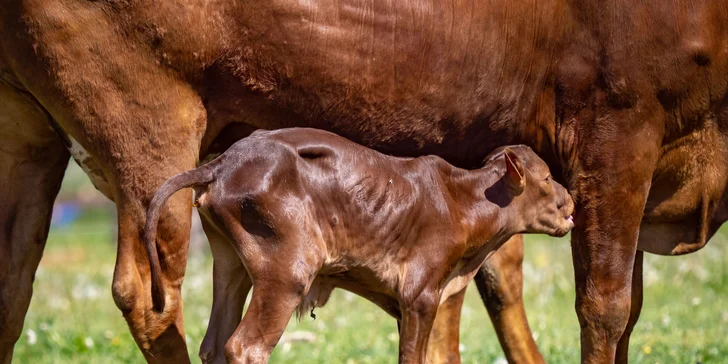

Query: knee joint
[225,341,271,364]
[111,275,140,314]
[576,291,631,341]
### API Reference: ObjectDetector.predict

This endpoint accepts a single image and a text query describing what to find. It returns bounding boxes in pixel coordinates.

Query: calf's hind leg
[0,82,69,363]
[199,215,252,364]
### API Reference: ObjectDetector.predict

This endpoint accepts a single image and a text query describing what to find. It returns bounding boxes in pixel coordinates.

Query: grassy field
[13,167,728,363]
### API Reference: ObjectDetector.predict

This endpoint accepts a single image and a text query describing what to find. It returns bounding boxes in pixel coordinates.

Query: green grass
[12,167,728,363]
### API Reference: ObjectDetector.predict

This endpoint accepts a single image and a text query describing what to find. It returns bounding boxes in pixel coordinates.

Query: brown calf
[144,128,574,363]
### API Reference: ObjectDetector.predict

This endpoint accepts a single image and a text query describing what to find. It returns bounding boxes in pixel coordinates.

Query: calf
[144,128,574,364]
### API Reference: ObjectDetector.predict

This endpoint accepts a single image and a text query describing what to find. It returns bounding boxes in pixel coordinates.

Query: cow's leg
[474,235,544,364]
[0,82,69,363]
[570,117,659,363]
[113,161,201,362]
[48,81,206,361]
[111,128,204,362]
[113,166,199,363]
[426,286,465,364]
[224,276,306,363]
[398,290,439,364]
[615,251,643,363]
[199,215,252,364]
[3,5,208,360]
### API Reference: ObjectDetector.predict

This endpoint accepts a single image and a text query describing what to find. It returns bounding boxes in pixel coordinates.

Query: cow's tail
[144,165,214,312]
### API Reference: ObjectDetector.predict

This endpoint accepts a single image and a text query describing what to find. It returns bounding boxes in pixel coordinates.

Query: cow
[143,128,575,363]
[1,1,727,363]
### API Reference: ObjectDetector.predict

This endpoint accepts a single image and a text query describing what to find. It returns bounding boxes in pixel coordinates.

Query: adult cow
[1,1,728,363]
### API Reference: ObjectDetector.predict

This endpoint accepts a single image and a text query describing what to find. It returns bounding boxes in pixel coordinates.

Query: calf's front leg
[224,275,308,364]
[398,290,439,364]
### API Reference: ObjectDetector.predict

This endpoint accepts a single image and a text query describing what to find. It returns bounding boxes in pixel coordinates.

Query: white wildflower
[343,291,356,302]
[26,329,37,345]
[461,305,472,319]
[643,265,660,287]
[187,274,205,291]
[493,357,508,364]
[84,285,101,300]
[84,337,94,349]
[661,314,671,327]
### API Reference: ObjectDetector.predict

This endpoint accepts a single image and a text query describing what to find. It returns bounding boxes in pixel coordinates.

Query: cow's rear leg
[474,235,544,363]
[112,161,200,363]
[199,215,252,364]
[3,9,208,360]
[0,82,69,363]
[61,85,207,362]
[111,133,204,362]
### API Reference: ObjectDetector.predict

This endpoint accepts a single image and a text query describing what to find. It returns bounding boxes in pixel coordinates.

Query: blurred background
[13,163,728,363]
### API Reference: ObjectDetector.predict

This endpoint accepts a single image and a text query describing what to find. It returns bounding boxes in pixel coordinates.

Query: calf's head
[486,146,574,237]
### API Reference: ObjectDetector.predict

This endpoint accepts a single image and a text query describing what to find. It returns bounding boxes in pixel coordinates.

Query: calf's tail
[144,165,214,312]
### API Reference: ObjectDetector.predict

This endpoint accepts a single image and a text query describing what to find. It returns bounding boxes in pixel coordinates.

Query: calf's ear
[504,148,525,195]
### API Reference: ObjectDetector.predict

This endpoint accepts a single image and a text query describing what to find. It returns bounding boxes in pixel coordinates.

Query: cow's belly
[200,0,557,167]
[639,123,728,255]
